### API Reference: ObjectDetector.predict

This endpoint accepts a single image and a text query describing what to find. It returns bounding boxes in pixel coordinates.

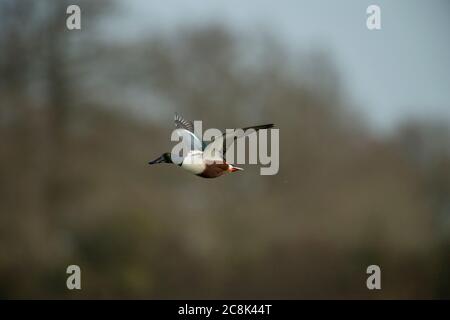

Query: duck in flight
[148,113,274,178]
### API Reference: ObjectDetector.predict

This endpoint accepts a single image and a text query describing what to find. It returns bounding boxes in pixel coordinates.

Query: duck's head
[148,152,173,165]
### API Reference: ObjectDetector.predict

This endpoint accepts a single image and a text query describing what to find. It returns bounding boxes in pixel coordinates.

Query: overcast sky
[108,0,450,132]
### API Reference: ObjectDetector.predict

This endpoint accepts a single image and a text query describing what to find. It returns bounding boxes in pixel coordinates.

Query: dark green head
[148,152,173,165]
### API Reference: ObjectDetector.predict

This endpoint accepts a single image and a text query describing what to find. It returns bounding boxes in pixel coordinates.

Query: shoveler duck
[148,113,274,178]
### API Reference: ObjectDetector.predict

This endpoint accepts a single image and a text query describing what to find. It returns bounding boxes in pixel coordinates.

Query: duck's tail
[228,165,244,172]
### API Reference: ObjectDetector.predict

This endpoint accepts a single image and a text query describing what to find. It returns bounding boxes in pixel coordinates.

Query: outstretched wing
[203,124,274,162]
[174,112,209,150]
[171,114,203,164]
[174,113,195,133]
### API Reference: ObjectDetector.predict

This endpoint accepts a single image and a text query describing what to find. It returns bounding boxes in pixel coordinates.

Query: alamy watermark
[366,5,381,30]
[66,5,81,30]
[66,264,81,290]
[170,121,279,175]
[366,265,381,290]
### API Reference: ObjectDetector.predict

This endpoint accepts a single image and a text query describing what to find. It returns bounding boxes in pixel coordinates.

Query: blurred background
[0,0,449,299]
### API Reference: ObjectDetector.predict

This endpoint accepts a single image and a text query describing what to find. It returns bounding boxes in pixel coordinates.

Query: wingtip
[258,123,274,129]
[259,124,275,130]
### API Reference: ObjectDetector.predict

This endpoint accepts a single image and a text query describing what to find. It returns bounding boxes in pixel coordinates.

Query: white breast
[181,151,206,174]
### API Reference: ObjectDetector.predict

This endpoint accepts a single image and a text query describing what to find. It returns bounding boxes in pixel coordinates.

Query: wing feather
[174,113,195,133]
[203,124,274,161]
